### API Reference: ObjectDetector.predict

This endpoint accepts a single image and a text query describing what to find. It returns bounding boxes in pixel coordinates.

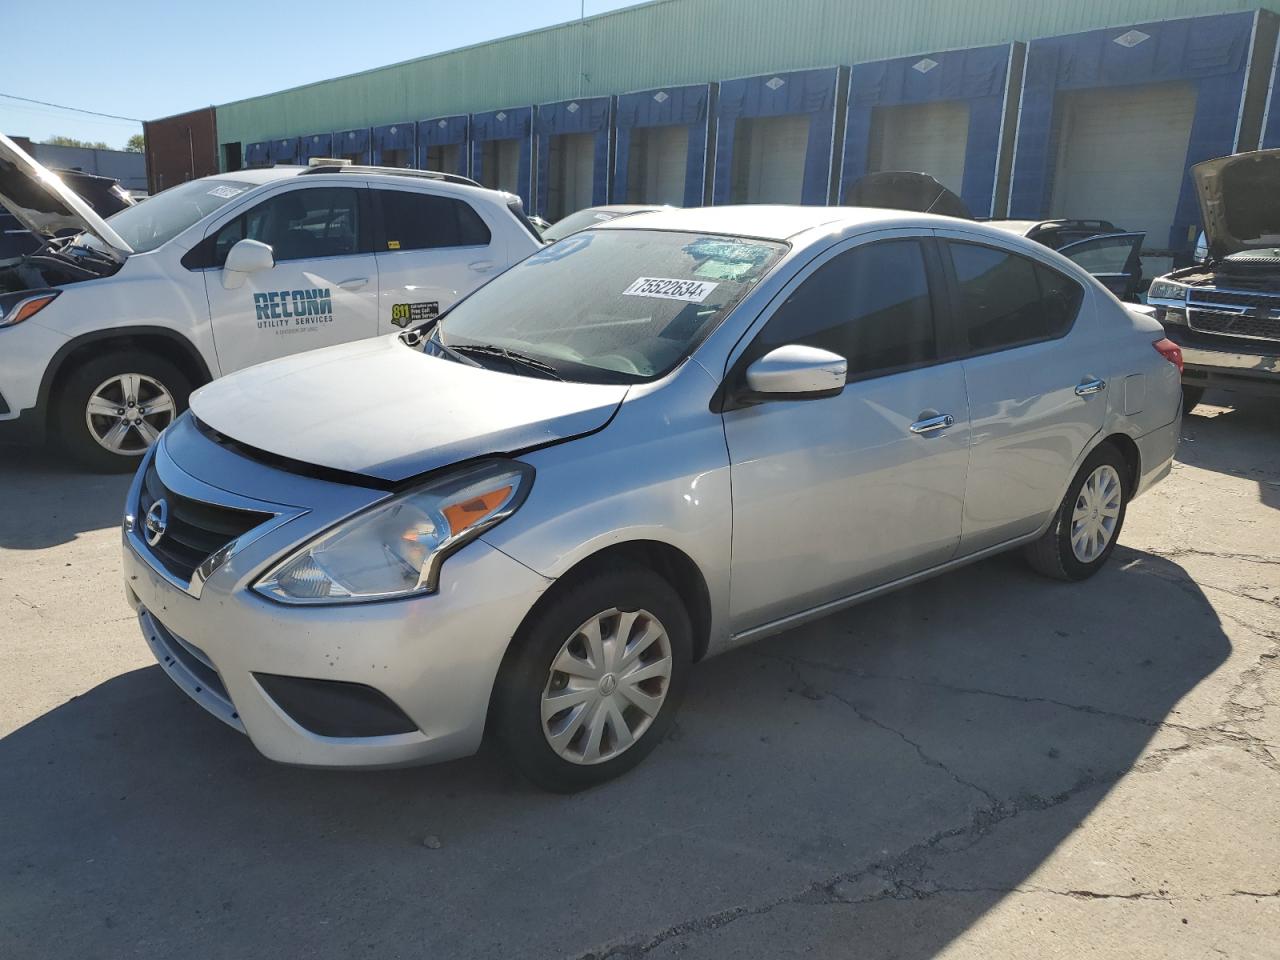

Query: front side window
[749,239,937,381]
[375,190,491,251]
[434,230,786,384]
[103,177,253,253]
[212,187,362,264]
[948,242,1083,352]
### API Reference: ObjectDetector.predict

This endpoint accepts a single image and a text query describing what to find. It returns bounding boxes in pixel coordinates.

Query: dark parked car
[0,168,135,263]
[1146,149,1280,413]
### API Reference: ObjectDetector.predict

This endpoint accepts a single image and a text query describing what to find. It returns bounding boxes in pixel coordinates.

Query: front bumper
[123,424,552,769]
[1164,326,1280,397]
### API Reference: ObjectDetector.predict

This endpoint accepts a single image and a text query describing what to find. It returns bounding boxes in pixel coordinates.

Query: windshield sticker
[622,277,719,303]
[207,185,245,199]
[391,301,439,328]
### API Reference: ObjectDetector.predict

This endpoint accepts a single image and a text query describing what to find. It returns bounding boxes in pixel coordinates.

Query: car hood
[1192,150,1280,260]
[0,133,133,262]
[188,336,629,483]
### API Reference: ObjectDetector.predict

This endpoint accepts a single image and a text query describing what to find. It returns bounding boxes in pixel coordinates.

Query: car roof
[597,204,977,241]
[207,165,514,204]
[984,220,1041,236]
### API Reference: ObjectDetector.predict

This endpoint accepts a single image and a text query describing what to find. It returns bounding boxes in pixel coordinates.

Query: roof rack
[298,164,482,188]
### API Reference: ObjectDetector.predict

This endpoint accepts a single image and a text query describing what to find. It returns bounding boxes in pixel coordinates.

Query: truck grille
[1187,288,1280,342]
[138,461,272,584]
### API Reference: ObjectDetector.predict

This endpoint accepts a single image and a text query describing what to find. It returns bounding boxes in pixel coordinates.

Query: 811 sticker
[390,301,440,328]
[622,277,718,303]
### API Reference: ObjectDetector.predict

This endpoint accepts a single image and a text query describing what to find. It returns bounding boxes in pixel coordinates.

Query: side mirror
[222,238,275,289]
[740,344,846,402]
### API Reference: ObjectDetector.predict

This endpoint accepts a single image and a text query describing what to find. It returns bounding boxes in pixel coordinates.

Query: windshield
[435,230,786,384]
[541,208,629,242]
[102,178,254,253]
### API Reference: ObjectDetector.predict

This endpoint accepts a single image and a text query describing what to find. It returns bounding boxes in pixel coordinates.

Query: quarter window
[947,242,1083,352]
[212,187,362,264]
[375,190,491,251]
[751,239,937,381]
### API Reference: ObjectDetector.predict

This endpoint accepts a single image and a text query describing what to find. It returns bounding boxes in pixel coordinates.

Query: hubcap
[541,607,673,765]
[84,374,177,456]
[1070,464,1123,563]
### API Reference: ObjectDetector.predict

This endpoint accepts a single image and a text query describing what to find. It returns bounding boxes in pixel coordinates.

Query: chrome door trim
[1074,378,1107,397]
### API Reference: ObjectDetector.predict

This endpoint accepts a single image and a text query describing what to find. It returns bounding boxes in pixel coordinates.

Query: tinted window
[752,240,936,380]
[212,187,362,264]
[376,190,491,250]
[948,242,1083,351]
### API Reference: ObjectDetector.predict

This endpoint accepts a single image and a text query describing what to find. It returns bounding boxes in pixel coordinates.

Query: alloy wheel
[84,373,177,456]
[541,607,673,765]
[1070,463,1123,563]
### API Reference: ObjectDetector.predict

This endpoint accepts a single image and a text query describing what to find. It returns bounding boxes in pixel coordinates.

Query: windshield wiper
[448,343,564,381]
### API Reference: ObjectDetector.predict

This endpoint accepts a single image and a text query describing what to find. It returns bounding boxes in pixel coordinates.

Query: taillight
[1153,337,1184,374]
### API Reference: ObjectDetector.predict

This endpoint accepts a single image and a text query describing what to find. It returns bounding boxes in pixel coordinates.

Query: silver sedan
[122,206,1183,791]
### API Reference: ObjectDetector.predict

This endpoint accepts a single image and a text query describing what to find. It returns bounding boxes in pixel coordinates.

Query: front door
[723,236,971,634]
[1057,232,1145,301]
[204,185,379,373]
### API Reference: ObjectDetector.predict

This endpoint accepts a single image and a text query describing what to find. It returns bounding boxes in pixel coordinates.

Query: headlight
[1147,279,1187,302]
[0,290,60,328]
[255,460,532,604]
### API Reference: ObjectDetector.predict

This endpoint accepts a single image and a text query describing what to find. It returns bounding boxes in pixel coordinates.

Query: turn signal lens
[1153,337,1184,375]
[0,291,59,328]
[255,460,533,604]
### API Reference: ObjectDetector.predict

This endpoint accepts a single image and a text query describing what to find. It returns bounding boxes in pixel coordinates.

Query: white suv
[0,134,543,470]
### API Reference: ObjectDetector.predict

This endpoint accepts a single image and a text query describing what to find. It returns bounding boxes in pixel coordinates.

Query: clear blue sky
[2,0,643,150]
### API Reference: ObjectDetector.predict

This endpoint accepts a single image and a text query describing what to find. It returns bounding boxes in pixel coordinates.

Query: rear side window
[947,242,1083,352]
[375,190,491,251]
[752,239,936,381]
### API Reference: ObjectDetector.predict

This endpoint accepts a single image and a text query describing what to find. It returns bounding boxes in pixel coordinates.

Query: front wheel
[1024,442,1130,581]
[492,566,692,792]
[55,351,190,472]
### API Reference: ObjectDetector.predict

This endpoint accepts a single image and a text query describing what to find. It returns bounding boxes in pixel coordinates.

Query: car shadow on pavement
[1180,392,1280,511]
[0,446,132,549]
[0,544,1229,959]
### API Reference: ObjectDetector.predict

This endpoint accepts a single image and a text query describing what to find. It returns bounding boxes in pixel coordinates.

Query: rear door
[936,233,1106,555]
[722,234,971,633]
[371,187,499,335]
[1057,232,1145,301]
[202,184,380,373]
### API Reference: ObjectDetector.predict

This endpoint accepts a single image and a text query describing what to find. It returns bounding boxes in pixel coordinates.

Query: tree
[43,135,112,150]
[125,133,145,153]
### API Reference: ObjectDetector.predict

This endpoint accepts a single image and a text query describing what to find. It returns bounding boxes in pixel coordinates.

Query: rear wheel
[492,565,691,792]
[55,351,190,472]
[1025,442,1130,581]
[1182,385,1205,415]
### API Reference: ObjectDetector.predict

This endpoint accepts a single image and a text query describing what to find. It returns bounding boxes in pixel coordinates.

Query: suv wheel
[1025,442,1130,581]
[492,565,691,792]
[56,351,190,472]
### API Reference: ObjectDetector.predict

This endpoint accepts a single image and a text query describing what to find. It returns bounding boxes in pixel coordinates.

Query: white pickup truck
[0,134,543,469]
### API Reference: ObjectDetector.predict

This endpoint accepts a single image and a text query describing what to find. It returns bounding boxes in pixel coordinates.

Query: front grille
[1187,288,1280,343]
[138,461,271,583]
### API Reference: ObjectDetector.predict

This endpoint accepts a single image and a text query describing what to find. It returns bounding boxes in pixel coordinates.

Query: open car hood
[1192,150,1280,260]
[189,336,629,483]
[0,133,133,261]
[846,171,973,219]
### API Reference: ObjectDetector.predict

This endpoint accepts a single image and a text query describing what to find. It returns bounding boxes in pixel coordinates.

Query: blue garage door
[1263,41,1280,149]
[713,67,843,206]
[1012,12,1258,257]
[332,128,372,165]
[418,115,469,176]
[535,96,611,219]
[372,122,415,168]
[267,137,299,166]
[471,107,533,209]
[299,133,333,163]
[841,44,1018,216]
[244,141,271,168]
[613,84,711,207]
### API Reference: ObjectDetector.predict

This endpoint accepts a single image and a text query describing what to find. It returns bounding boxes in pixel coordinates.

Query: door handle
[337,277,368,290]
[910,414,955,435]
[469,260,496,273]
[1075,377,1107,397]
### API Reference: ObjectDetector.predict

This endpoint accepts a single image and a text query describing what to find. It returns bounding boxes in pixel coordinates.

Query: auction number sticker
[622,277,718,303]
[207,185,244,199]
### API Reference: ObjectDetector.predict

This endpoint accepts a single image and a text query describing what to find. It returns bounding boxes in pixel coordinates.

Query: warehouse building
[146,0,1280,264]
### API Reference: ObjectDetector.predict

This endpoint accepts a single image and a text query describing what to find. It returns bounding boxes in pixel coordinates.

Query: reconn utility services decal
[255,289,334,331]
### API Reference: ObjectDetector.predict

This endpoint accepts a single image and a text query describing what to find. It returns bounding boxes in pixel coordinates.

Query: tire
[1024,442,1130,582]
[1182,385,1205,415]
[491,564,692,792]
[54,351,191,473]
